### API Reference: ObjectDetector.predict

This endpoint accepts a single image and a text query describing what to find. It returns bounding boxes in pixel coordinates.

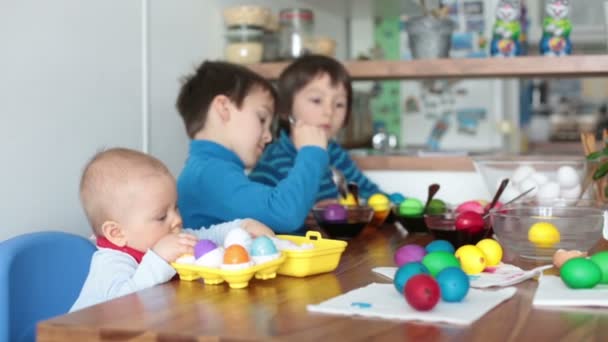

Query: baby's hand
[152,233,198,262]
[292,120,327,150]
[241,218,275,238]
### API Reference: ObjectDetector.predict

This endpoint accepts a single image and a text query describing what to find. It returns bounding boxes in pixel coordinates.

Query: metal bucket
[406,15,454,59]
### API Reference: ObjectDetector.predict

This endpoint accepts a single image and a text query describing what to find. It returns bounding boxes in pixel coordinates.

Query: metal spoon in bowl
[331,167,349,200]
[347,182,360,206]
[423,183,440,214]
[483,186,536,220]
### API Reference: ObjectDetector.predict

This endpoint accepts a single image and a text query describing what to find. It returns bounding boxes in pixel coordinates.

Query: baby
[70,148,272,312]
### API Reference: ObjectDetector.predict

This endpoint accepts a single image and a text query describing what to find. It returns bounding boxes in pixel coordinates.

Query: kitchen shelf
[249,55,608,80]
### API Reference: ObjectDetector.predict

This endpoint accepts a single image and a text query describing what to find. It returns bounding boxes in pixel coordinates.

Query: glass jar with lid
[262,13,279,62]
[278,8,314,60]
[225,26,264,65]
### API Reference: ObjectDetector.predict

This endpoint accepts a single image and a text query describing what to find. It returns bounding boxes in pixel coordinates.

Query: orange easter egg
[223,245,250,264]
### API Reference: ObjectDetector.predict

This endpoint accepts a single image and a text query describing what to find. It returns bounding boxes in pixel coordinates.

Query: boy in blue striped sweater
[250,55,383,204]
[175,61,328,233]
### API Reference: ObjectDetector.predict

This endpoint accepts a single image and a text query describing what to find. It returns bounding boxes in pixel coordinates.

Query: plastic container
[490,200,607,260]
[225,26,264,65]
[276,231,347,277]
[223,5,270,28]
[279,8,314,60]
[172,253,286,289]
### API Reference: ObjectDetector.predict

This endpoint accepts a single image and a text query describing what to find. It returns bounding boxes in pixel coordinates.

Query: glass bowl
[490,199,607,260]
[424,210,491,248]
[472,155,589,203]
[312,206,374,240]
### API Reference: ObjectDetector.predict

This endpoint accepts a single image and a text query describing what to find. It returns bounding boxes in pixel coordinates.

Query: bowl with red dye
[423,210,490,248]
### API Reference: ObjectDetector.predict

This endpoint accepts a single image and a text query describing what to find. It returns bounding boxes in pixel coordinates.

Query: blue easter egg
[425,240,455,254]
[436,267,470,302]
[393,262,429,294]
[389,192,406,205]
[250,236,278,257]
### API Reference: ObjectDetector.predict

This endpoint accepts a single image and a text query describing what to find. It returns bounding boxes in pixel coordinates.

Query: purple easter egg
[194,239,218,259]
[323,204,348,222]
[394,244,427,267]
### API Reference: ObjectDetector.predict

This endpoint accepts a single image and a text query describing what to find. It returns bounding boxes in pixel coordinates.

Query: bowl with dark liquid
[424,210,491,248]
[312,205,374,240]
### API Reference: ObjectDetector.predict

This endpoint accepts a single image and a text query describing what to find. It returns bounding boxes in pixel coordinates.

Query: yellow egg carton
[171,253,286,289]
[276,231,348,277]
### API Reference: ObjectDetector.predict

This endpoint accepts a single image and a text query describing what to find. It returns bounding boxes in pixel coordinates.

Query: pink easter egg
[455,200,485,215]
[394,244,427,267]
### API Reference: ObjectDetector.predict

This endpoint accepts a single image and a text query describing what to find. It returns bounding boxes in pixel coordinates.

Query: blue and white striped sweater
[250,131,382,202]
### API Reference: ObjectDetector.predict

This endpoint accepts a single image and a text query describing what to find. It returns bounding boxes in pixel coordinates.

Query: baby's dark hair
[277,55,353,134]
[176,61,278,138]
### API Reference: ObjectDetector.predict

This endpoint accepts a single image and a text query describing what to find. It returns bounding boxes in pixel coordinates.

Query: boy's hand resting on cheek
[153,232,198,262]
[241,218,275,238]
[292,121,327,150]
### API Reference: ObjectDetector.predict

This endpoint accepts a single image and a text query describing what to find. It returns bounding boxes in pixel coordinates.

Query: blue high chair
[0,231,95,342]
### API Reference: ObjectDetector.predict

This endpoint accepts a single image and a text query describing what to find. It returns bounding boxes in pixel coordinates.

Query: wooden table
[38,225,608,341]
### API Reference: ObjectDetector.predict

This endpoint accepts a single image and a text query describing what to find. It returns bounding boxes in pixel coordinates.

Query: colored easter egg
[455,200,484,215]
[404,274,440,311]
[389,192,406,205]
[399,198,424,217]
[422,251,461,277]
[323,204,348,222]
[426,199,447,215]
[560,257,601,289]
[250,236,278,257]
[394,244,427,266]
[528,222,560,248]
[590,251,608,284]
[368,193,390,212]
[393,262,430,294]
[223,245,251,265]
[475,239,503,267]
[455,245,487,275]
[425,240,455,254]
[339,193,358,206]
[195,247,224,268]
[194,239,218,259]
[436,267,470,302]
[224,227,253,251]
[454,211,485,233]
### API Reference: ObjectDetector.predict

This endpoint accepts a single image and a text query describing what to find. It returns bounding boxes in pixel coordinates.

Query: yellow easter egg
[339,193,357,206]
[455,245,487,275]
[528,222,560,248]
[476,239,503,267]
[367,193,390,212]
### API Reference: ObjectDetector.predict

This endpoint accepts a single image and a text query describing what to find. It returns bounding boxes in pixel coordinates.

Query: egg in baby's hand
[224,227,253,252]
[175,254,196,264]
[250,236,280,264]
[221,244,253,270]
[193,239,224,268]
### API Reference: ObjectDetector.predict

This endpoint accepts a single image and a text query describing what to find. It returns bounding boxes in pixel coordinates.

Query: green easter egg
[426,199,447,215]
[399,198,424,217]
[422,251,461,277]
[590,251,608,284]
[560,258,602,289]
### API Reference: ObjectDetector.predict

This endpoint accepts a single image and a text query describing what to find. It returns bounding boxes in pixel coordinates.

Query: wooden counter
[351,155,476,172]
[38,224,608,341]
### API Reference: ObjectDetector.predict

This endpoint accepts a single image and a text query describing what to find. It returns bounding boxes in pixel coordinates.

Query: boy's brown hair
[276,54,353,134]
[176,61,278,138]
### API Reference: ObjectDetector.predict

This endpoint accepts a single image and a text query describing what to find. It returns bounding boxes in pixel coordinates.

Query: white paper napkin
[373,263,552,289]
[533,275,608,308]
[307,283,516,325]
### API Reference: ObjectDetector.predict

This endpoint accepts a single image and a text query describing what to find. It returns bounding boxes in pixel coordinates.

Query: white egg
[518,178,538,198]
[220,261,253,270]
[530,172,549,186]
[557,166,580,189]
[512,165,536,185]
[194,247,224,268]
[252,253,280,265]
[501,186,521,202]
[537,181,560,204]
[560,184,581,199]
[175,254,195,265]
[224,227,253,251]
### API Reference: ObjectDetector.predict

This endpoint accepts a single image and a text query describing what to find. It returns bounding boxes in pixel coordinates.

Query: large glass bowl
[312,206,374,240]
[490,199,607,260]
